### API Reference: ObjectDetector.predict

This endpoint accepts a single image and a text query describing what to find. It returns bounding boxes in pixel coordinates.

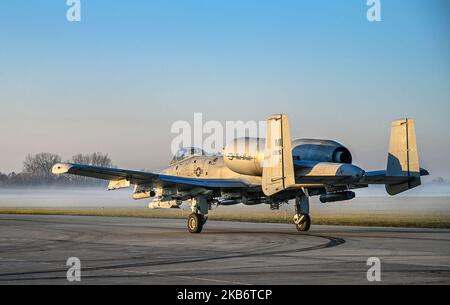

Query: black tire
[187,213,203,233]
[295,214,311,232]
[201,216,208,225]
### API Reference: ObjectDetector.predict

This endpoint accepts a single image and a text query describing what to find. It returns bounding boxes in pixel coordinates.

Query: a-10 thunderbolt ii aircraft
[52,114,428,233]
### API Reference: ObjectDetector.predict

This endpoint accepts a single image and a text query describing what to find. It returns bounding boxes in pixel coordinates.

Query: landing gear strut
[294,192,311,232]
[187,195,209,234]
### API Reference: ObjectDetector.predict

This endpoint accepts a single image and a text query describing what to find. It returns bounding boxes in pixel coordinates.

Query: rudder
[386,118,421,195]
[262,114,296,196]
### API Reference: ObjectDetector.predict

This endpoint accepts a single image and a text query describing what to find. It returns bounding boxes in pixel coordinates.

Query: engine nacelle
[292,139,352,164]
[224,138,352,175]
[223,137,265,176]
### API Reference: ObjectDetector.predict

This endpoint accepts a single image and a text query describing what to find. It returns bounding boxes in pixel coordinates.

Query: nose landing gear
[187,195,209,233]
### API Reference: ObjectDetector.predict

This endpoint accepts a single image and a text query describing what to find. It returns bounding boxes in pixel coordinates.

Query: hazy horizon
[1,186,450,215]
[1,1,449,176]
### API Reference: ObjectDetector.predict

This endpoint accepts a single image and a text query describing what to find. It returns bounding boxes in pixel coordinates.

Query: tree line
[0,152,113,187]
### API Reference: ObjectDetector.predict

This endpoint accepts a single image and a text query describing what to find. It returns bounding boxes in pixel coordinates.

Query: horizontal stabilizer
[361,168,429,185]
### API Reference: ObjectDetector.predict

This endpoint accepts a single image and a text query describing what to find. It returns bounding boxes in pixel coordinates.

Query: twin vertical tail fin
[262,114,296,196]
[385,118,422,195]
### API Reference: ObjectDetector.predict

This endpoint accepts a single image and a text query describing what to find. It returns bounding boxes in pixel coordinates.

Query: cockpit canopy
[170,147,206,164]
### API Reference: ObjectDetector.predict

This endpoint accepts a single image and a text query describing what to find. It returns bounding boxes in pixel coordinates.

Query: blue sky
[0,0,449,176]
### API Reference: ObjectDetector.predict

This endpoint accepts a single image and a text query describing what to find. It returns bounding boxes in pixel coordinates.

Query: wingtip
[52,163,73,174]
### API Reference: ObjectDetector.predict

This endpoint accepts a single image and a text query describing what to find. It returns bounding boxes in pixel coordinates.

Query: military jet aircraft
[52,114,428,233]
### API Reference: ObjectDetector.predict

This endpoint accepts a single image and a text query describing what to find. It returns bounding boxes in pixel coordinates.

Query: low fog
[1,181,449,215]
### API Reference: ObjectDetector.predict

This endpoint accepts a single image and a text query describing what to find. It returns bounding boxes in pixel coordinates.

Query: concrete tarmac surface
[0,214,449,285]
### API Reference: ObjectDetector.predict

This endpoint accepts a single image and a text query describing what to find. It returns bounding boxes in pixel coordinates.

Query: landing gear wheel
[295,214,311,232]
[188,213,204,233]
[201,216,208,226]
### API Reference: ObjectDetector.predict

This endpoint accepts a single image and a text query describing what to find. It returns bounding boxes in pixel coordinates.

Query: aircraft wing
[52,163,157,184]
[52,163,249,189]
[157,175,248,188]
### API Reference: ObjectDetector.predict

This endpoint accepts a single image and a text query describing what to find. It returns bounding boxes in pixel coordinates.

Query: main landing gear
[187,193,311,233]
[187,195,209,233]
[187,213,206,233]
[293,192,311,232]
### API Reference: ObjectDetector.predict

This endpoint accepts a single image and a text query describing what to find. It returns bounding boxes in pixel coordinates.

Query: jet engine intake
[292,139,352,164]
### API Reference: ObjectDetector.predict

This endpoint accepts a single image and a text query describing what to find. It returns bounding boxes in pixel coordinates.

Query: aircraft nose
[337,164,365,178]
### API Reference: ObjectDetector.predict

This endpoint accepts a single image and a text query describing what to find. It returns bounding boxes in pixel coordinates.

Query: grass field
[1,207,450,229]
